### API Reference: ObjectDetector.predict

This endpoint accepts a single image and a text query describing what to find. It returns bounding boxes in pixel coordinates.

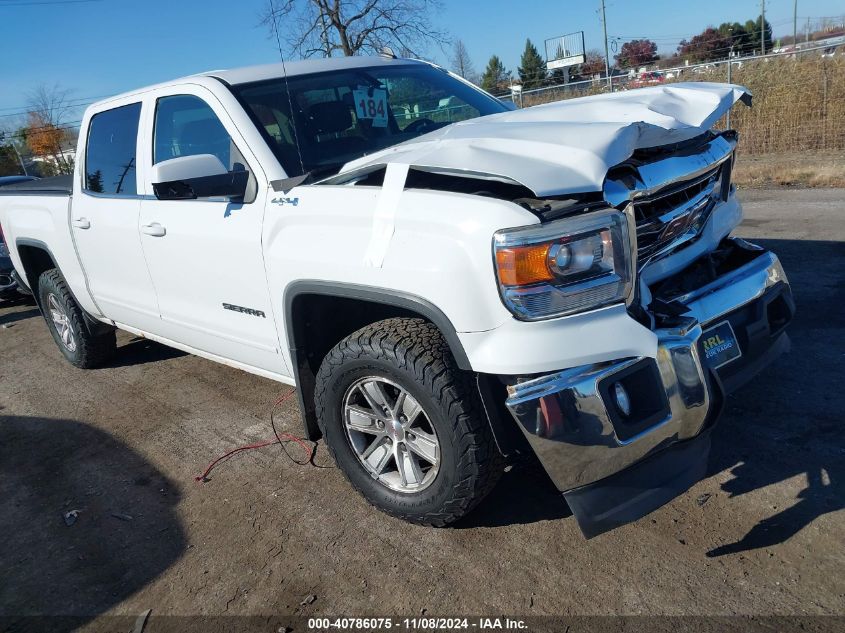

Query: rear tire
[38,269,116,368]
[314,317,502,526]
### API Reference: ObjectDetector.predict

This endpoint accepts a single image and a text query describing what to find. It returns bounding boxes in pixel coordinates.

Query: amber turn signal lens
[495,244,555,286]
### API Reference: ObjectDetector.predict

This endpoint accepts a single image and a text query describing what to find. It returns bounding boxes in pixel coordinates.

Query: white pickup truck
[0,56,793,536]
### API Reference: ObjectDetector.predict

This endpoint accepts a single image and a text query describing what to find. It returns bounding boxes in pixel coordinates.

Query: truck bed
[0,175,99,318]
[0,175,72,196]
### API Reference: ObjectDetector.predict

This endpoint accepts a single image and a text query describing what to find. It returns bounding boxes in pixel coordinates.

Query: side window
[153,95,232,168]
[85,103,141,195]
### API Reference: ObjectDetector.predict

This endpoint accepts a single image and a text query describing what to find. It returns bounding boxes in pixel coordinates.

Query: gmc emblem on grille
[657,204,709,244]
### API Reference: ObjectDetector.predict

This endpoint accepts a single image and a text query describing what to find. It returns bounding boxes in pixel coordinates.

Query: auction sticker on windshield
[353,87,388,127]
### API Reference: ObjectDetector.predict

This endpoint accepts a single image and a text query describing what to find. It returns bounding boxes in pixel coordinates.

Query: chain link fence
[497,45,845,157]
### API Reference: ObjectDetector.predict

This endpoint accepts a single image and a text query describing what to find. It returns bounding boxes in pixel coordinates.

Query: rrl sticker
[702,320,742,369]
[353,87,388,128]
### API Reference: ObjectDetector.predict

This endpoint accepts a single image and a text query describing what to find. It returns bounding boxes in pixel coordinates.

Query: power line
[12,120,82,136]
[0,94,110,120]
[0,102,95,119]
[0,0,103,7]
[611,32,766,44]
[0,94,108,112]
[608,14,842,46]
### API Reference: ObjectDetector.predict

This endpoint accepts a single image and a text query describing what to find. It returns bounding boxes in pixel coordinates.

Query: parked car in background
[1,177,37,298]
[1,224,25,299]
[629,71,665,88]
[0,56,793,536]
[693,64,717,75]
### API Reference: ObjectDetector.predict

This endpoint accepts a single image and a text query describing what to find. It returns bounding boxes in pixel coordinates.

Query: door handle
[72,217,91,230]
[141,222,166,237]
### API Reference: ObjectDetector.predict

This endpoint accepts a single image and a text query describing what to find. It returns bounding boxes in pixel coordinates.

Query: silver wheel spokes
[343,377,440,493]
[48,294,76,353]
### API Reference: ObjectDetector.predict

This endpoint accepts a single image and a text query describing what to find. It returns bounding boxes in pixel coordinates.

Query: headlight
[493,208,636,320]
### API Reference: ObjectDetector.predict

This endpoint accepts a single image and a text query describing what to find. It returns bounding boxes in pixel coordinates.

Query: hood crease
[340,82,751,197]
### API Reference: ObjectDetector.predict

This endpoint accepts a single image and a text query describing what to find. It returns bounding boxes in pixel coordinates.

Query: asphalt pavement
[0,187,843,630]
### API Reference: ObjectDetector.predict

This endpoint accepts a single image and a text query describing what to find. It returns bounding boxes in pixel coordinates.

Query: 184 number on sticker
[353,88,388,127]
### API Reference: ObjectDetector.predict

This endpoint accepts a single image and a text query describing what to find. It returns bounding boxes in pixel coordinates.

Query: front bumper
[505,240,793,536]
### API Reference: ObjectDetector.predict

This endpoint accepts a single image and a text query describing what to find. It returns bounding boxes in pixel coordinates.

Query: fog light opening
[613,382,631,417]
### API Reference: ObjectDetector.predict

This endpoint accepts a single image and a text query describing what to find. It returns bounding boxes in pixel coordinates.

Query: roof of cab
[205,56,428,86]
[87,56,430,112]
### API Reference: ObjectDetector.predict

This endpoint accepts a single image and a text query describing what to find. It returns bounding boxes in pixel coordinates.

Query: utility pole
[11,142,27,176]
[114,158,134,195]
[727,36,735,128]
[793,0,798,48]
[760,0,766,55]
[726,58,732,128]
[600,0,611,91]
[806,17,810,44]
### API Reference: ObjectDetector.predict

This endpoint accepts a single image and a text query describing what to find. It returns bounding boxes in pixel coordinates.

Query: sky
[1,0,843,127]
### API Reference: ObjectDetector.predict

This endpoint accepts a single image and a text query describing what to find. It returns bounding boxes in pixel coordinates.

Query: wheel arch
[283,281,472,440]
[15,238,57,300]
[15,238,112,337]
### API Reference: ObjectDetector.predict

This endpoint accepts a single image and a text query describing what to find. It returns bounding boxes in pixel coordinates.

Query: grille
[603,133,736,266]
[634,166,723,261]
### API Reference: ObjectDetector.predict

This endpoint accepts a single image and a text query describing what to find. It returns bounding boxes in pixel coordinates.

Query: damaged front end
[506,238,793,537]
[327,81,791,536]
[502,130,794,537]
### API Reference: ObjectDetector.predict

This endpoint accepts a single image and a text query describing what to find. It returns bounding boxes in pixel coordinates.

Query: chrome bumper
[505,244,791,496]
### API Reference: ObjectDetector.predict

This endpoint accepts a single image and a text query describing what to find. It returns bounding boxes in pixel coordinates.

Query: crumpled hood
[341,82,751,197]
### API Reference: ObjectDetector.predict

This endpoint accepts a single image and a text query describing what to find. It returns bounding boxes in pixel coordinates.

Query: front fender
[262,184,538,372]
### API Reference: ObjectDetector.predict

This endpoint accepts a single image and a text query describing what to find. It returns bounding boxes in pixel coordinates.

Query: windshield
[231,63,508,178]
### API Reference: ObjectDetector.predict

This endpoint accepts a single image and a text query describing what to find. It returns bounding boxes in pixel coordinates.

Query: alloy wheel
[342,376,440,493]
[47,293,77,353]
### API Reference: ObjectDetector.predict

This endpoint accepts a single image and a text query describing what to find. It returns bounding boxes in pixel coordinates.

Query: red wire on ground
[194,389,316,482]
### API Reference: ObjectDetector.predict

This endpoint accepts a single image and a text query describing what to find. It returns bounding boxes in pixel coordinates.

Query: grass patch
[733,151,845,188]
[525,56,845,159]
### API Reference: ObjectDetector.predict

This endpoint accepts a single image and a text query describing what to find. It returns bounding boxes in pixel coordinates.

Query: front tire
[38,269,116,368]
[314,318,502,526]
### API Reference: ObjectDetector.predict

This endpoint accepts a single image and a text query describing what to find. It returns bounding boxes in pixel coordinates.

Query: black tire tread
[39,268,116,369]
[314,317,502,526]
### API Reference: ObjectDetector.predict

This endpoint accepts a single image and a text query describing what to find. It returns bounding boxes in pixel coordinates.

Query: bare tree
[28,84,73,129]
[25,83,76,175]
[259,0,448,58]
[450,39,476,82]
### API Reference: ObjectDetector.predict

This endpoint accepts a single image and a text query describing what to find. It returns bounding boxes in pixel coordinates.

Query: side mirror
[152,154,248,201]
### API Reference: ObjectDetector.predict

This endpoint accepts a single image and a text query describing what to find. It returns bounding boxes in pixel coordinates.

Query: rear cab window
[84,103,142,195]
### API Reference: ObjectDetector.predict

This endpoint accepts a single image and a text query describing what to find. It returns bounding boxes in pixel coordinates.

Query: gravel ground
[0,188,843,631]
